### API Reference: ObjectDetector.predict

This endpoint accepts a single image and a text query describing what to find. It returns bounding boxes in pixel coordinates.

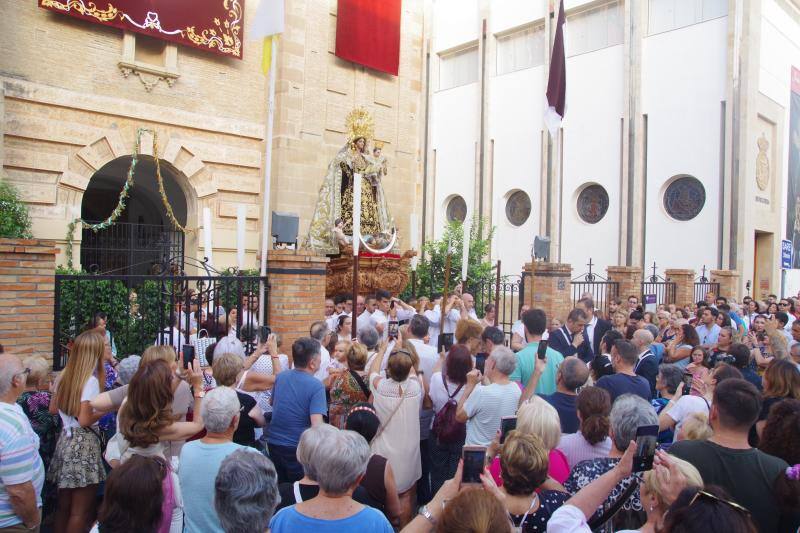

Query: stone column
[665,269,696,308]
[0,239,57,360]
[523,262,573,322]
[266,250,329,352]
[710,269,740,302]
[606,266,643,306]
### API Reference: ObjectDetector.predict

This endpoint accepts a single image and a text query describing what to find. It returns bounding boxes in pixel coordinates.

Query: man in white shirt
[442,292,479,335]
[309,321,332,381]
[370,289,392,338]
[324,298,335,321]
[510,304,531,352]
[407,315,438,385]
[424,296,442,348]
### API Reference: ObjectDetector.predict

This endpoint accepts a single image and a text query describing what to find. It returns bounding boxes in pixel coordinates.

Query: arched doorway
[80,156,189,274]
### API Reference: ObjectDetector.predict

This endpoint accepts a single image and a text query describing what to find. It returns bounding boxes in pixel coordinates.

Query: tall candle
[236,204,246,270]
[352,173,362,256]
[410,213,419,271]
[203,207,214,268]
[461,215,471,282]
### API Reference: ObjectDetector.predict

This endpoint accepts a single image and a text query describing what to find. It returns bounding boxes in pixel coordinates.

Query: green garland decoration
[64,127,194,270]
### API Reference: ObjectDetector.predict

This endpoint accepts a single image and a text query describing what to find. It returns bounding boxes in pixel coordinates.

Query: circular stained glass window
[663,176,705,221]
[446,195,467,223]
[576,184,609,224]
[505,190,531,227]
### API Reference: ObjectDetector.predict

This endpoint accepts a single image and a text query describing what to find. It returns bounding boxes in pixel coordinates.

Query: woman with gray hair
[214,449,280,533]
[274,424,374,510]
[563,394,658,532]
[269,427,393,532]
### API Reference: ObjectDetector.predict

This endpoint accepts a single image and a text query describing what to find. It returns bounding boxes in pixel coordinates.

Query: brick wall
[523,262,573,323]
[266,250,329,353]
[0,238,57,360]
[665,269,696,308]
[606,266,643,305]
[710,270,740,301]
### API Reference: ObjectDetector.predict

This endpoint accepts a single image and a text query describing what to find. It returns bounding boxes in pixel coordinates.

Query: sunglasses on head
[688,490,750,516]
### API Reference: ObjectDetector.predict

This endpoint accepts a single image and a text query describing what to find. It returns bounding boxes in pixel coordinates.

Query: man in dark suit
[632,328,659,397]
[548,308,589,361]
[576,297,612,362]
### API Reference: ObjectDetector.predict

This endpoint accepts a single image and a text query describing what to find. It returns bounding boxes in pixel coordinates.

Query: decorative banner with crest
[39,0,244,59]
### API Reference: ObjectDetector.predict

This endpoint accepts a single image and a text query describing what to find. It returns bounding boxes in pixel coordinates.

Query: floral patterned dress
[329,370,369,429]
[564,457,645,533]
[17,390,61,515]
[99,361,119,437]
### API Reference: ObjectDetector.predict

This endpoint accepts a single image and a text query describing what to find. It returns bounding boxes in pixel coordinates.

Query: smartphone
[475,353,488,374]
[537,339,549,360]
[632,425,659,472]
[437,333,454,354]
[259,325,272,343]
[681,372,693,396]
[500,416,517,444]
[461,446,487,484]
[387,320,399,340]
[182,344,195,369]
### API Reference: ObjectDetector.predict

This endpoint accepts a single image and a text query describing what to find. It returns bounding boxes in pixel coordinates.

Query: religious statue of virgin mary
[304,108,395,255]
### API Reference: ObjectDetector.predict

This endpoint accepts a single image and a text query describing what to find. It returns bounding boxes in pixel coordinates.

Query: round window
[576,184,610,224]
[446,195,467,223]
[505,190,531,226]
[663,176,705,221]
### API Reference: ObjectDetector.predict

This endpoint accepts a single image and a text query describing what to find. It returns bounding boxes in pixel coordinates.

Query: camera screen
[462,449,486,483]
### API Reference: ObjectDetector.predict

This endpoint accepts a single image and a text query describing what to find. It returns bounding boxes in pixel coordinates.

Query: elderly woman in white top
[367,337,424,525]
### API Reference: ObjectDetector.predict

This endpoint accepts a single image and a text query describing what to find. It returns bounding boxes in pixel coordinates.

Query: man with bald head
[0,354,44,530]
[632,329,658,397]
[540,357,589,433]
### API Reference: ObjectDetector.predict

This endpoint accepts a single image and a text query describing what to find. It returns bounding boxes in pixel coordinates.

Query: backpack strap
[587,477,639,530]
[444,372,464,400]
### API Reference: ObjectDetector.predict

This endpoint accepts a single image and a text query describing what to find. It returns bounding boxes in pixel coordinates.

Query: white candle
[236,204,246,270]
[203,207,214,268]
[461,215,471,281]
[409,213,419,271]
[352,173,362,256]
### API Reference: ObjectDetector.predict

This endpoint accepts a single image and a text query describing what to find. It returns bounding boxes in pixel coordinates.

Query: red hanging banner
[335,0,401,76]
[38,0,245,59]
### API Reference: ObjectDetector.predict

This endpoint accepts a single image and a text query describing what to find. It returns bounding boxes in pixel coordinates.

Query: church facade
[424,0,800,299]
[0,0,424,272]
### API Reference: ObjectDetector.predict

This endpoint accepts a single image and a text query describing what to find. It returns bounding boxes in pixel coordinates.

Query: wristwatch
[419,504,436,525]
[194,390,206,399]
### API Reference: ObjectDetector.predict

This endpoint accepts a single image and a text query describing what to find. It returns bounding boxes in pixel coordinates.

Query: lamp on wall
[533,235,551,262]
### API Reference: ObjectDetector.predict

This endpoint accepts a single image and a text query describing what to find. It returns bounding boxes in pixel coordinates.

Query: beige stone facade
[0,0,424,270]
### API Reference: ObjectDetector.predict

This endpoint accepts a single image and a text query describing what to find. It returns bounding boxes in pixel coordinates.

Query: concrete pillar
[665,269,696,308]
[266,250,329,351]
[606,266,643,305]
[523,262,572,323]
[710,269,741,302]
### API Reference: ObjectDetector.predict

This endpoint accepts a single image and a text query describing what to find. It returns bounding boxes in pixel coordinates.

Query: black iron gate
[80,222,185,275]
[694,266,720,304]
[571,259,619,315]
[54,259,268,369]
[641,262,676,307]
[470,273,525,344]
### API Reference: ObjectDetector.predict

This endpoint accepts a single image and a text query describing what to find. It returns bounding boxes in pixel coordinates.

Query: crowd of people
[0,288,799,532]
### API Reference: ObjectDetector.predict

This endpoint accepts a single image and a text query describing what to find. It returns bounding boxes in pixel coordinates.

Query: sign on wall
[39,0,244,59]
[782,239,793,270]
[786,67,800,266]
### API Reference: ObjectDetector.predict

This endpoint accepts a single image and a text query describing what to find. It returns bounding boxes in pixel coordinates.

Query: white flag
[250,0,285,40]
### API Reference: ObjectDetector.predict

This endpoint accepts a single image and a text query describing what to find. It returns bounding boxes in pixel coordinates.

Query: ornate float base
[326,251,415,297]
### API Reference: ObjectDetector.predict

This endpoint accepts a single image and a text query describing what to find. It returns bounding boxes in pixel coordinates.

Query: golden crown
[373,141,384,149]
[345,107,375,143]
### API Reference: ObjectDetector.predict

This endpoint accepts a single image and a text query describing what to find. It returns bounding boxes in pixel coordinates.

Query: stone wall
[0,238,57,360]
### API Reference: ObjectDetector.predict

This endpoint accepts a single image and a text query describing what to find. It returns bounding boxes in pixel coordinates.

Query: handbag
[193,329,214,367]
[431,373,466,444]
